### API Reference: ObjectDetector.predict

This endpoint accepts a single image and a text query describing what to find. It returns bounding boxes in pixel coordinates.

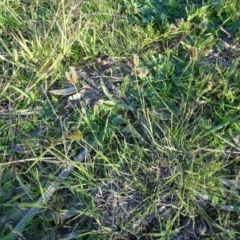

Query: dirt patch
[201,36,240,69]
[61,55,132,109]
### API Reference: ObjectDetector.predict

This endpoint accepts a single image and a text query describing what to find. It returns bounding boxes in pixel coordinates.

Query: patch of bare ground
[201,34,240,69]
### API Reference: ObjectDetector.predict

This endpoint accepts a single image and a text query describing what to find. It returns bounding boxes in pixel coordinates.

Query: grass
[0,0,240,239]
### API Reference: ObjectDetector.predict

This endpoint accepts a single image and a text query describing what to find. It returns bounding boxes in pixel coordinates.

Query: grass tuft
[1,0,240,239]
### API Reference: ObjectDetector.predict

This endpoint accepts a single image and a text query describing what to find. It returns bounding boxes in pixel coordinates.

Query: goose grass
[1,0,240,239]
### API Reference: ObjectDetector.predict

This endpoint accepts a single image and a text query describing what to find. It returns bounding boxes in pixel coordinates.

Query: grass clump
[0,0,240,239]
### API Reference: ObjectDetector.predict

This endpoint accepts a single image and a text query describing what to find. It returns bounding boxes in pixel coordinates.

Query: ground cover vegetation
[0,0,240,239]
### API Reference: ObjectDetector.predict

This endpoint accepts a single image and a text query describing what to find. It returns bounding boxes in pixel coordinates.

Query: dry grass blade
[0,109,41,116]
[220,178,240,190]
[48,87,78,96]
